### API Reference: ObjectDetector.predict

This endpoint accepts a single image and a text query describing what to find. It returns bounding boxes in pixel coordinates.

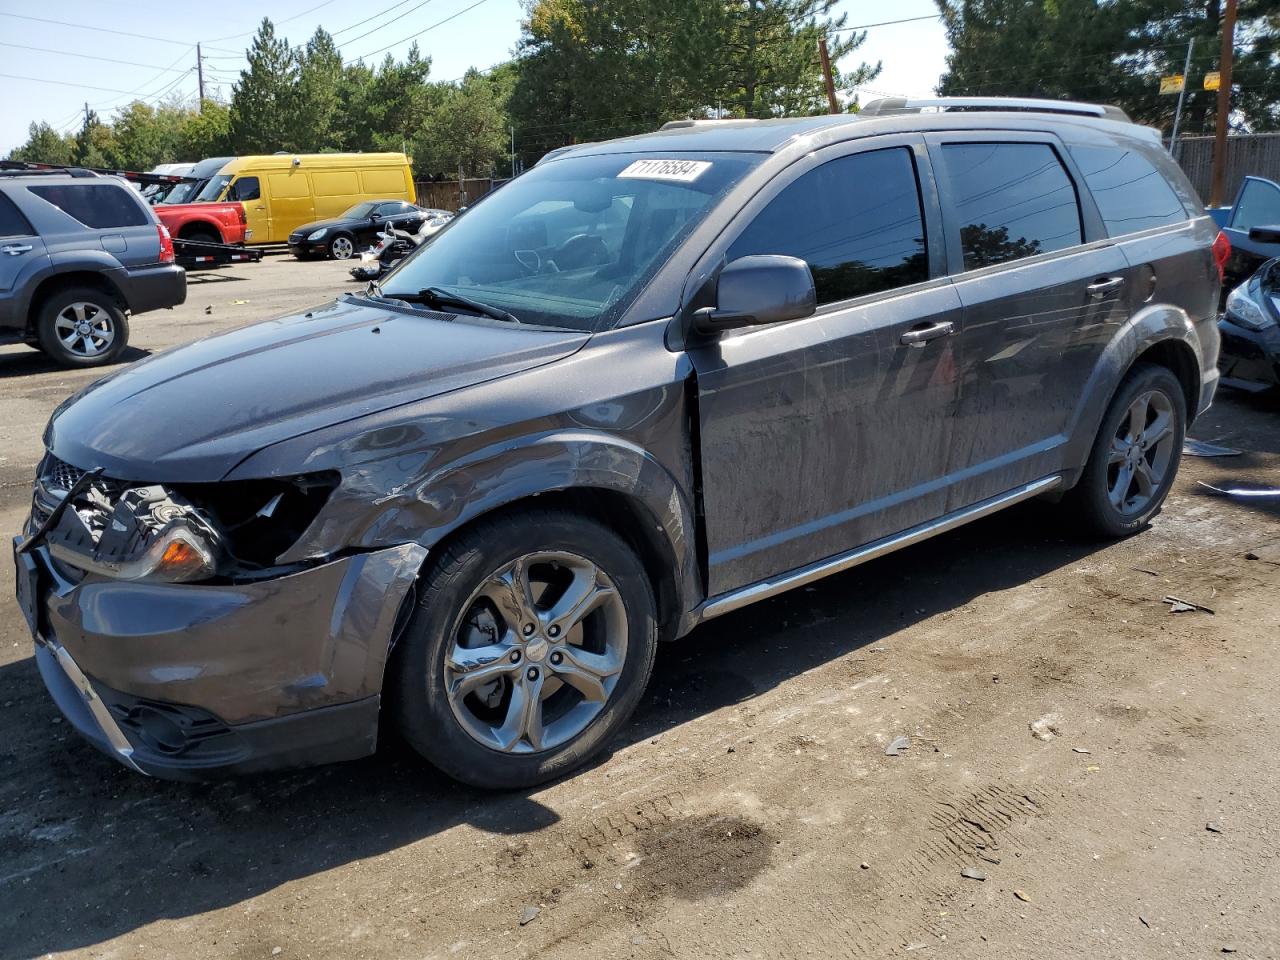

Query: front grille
[45,455,85,493]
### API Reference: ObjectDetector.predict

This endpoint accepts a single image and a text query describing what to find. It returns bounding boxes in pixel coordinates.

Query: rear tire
[391,509,658,789]
[34,287,130,368]
[1066,363,1186,538]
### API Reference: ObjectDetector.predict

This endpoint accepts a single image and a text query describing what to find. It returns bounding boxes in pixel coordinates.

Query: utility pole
[818,37,840,114]
[196,42,205,110]
[1209,0,1238,207]
[1169,37,1194,160]
[510,125,516,179]
[83,102,90,129]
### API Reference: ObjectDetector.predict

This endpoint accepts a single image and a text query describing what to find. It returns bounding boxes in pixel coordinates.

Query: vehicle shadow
[0,501,1101,958]
[0,346,149,378]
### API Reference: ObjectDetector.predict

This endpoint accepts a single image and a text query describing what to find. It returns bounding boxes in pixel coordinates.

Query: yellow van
[195,153,415,244]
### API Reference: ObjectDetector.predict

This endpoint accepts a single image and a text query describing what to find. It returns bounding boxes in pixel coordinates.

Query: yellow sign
[1204,71,1221,91]
[1159,75,1186,95]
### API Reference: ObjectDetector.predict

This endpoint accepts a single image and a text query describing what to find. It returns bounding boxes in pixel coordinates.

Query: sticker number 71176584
[616,159,712,183]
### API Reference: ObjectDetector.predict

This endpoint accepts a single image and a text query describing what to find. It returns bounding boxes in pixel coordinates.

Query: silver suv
[16,99,1221,788]
[0,168,186,367]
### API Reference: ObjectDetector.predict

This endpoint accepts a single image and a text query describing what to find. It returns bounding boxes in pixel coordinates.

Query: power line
[0,72,185,97]
[0,13,192,46]
[207,0,344,42]
[0,41,191,73]
[340,0,440,49]
[344,0,495,64]
[829,14,942,34]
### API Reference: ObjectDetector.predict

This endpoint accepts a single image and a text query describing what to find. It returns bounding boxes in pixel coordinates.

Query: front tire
[392,509,658,789]
[327,234,355,260]
[1067,362,1186,538]
[34,287,130,368]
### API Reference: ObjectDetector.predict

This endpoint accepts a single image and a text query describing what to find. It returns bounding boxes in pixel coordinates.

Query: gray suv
[0,169,186,367]
[15,99,1221,788]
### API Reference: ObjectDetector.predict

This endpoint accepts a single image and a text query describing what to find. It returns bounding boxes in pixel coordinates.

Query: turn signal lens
[154,537,212,580]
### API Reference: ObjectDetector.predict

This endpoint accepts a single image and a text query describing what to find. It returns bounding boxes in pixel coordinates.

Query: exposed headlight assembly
[47,485,222,582]
[1225,284,1272,331]
[307,228,327,241]
[40,470,339,583]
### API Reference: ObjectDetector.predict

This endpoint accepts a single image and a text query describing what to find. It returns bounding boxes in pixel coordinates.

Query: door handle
[1,244,33,255]
[1087,277,1125,299]
[900,320,955,348]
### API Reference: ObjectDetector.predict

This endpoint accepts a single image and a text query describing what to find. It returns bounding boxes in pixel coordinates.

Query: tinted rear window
[0,192,35,238]
[27,183,148,229]
[728,147,929,304]
[938,142,1082,270]
[1069,145,1188,235]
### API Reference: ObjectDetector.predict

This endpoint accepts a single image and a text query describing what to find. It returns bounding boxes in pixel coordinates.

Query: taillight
[157,223,175,264]
[1212,230,1230,283]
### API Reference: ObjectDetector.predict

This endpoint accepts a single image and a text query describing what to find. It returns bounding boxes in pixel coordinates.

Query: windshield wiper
[384,286,522,324]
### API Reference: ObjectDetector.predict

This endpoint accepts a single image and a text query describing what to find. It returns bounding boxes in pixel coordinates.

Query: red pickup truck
[153,201,249,246]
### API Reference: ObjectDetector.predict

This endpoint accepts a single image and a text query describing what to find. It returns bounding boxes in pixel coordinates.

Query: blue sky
[0,0,950,157]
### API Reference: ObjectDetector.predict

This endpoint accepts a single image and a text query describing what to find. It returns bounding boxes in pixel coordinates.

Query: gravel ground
[1,254,1278,960]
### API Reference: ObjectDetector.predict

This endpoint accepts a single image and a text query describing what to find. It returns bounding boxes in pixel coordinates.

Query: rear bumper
[1218,317,1280,389]
[123,263,187,314]
[20,537,426,780]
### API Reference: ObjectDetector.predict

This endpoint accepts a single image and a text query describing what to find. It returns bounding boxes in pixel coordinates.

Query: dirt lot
[2,255,1279,960]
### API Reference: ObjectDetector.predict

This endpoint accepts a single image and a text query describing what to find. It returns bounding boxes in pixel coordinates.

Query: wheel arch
[27,271,128,335]
[177,220,222,241]
[1062,304,1205,486]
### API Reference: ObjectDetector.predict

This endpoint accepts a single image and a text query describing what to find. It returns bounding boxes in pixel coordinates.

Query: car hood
[292,217,364,237]
[46,296,589,482]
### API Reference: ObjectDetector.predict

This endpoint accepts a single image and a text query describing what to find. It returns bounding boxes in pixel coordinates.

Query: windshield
[159,179,204,205]
[380,151,761,331]
[342,201,379,219]
[195,174,233,202]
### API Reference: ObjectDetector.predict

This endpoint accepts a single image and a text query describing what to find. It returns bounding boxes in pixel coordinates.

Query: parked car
[152,196,249,247]
[1218,226,1280,392]
[289,201,451,260]
[16,98,1222,788]
[1209,175,1280,291]
[0,168,185,367]
[154,156,235,206]
[194,153,416,245]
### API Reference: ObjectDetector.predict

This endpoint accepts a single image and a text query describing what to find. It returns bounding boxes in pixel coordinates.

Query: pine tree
[230,18,300,152]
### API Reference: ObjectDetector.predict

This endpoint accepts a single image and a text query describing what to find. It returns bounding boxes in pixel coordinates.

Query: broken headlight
[39,461,339,582]
[46,484,223,583]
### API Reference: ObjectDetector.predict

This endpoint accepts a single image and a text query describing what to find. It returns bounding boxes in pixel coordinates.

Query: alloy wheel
[445,551,628,754]
[1106,389,1176,516]
[330,236,354,259]
[53,302,115,358]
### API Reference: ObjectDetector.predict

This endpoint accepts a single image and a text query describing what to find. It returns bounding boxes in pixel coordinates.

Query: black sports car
[289,201,451,260]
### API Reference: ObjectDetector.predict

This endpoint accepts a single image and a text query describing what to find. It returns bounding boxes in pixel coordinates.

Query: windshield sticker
[617,159,712,183]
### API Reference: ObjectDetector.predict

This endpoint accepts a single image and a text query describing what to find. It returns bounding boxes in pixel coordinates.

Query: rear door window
[0,193,36,237]
[1232,177,1280,231]
[728,147,930,305]
[1068,145,1188,235]
[937,142,1082,270]
[26,183,148,229]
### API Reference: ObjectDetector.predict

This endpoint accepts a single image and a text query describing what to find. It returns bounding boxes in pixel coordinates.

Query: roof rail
[860,97,1130,123]
[0,162,100,179]
[659,118,759,131]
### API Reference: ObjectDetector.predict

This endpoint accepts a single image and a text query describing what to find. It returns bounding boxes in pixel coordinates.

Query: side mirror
[693,255,816,334]
[1248,225,1280,244]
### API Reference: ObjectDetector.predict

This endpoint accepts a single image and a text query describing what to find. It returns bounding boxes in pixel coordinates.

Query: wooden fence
[1170,133,1280,204]
[413,178,508,211]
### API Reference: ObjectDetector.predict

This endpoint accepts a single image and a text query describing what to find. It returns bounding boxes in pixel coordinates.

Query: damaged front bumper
[16,535,426,780]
